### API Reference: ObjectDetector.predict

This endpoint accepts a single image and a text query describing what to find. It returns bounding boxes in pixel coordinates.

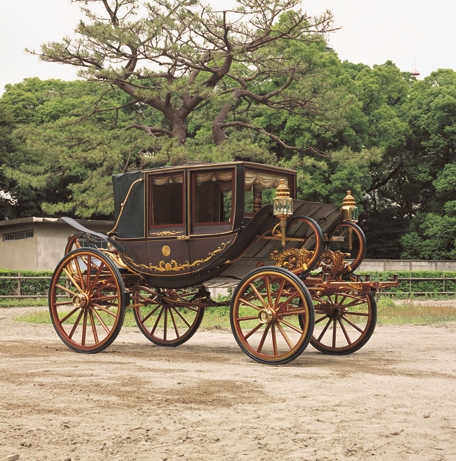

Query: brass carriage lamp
[340,190,358,222]
[273,179,293,247]
[340,190,358,251]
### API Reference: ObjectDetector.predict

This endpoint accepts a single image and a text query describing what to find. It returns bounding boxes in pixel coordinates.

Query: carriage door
[146,171,191,275]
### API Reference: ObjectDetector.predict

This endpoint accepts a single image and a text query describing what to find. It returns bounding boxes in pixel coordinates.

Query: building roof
[0,217,113,229]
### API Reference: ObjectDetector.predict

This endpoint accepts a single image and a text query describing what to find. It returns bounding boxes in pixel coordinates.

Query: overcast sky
[1,0,455,95]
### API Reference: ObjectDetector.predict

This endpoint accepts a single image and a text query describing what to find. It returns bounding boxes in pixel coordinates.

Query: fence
[0,274,51,299]
[2,272,456,300]
[374,275,456,297]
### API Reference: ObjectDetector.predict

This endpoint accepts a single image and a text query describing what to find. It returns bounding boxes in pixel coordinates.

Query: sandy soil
[0,306,455,461]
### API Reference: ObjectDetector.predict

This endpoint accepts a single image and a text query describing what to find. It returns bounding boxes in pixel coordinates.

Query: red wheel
[310,289,376,354]
[132,286,205,346]
[230,267,314,364]
[48,248,126,353]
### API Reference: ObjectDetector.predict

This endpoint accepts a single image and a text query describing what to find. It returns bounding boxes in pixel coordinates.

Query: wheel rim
[325,222,366,273]
[231,268,314,364]
[49,249,125,353]
[132,286,205,346]
[311,290,376,354]
[64,233,84,254]
[286,216,324,272]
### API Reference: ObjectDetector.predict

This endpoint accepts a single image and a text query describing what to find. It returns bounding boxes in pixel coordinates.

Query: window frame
[147,170,186,235]
[190,167,236,234]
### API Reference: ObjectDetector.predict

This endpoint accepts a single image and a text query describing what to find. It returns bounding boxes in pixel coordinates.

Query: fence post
[17,272,21,297]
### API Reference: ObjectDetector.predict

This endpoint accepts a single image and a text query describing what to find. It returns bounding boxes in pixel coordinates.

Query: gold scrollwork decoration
[123,240,232,273]
[347,283,364,292]
[318,250,352,275]
[270,248,315,271]
[100,250,129,270]
[149,230,183,236]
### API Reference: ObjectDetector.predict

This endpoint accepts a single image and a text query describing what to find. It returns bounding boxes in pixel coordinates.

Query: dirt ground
[0,306,455,461]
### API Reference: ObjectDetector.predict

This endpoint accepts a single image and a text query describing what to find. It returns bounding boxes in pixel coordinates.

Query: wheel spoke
[67,308,84,339]
[250,281,268,309]
[141,304,161,323]
[89,306,112,335]
[279,318,304,334]
[171,306,193,329]
[151,307,165,337]
[62,267,84,294]
[340,315,365,333]
[81,308,88,346]
[89,309,100,343]
[237,296,262,311]
[167,308,181,339]
[337,318,352,345]
[276,322,294,350]
[243,322,263,340]
[257,324,270,353]
[316,317,332,342]
[58,306,80,325]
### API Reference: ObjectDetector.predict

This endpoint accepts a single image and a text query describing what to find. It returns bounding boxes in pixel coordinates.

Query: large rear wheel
[48,248,126,353]
[230,267,314,365]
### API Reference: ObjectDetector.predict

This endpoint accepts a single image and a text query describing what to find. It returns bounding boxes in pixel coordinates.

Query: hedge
[361,271,456,296]
[1,269,456,298]
[0,270,53,297]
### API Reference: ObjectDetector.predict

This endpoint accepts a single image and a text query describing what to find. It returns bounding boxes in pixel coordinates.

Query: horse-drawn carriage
[48,161,398,364]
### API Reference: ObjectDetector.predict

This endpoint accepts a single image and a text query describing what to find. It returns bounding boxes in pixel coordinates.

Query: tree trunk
[212,100,235,146]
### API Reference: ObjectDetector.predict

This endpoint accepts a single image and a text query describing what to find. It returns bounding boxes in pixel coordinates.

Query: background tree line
[1,0,455,260]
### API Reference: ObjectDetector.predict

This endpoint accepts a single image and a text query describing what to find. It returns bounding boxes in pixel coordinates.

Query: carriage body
[109,162,340,288]
[48,162,398,364]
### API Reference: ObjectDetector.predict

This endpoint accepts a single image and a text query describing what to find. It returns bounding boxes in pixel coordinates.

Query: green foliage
[0,79,156,219]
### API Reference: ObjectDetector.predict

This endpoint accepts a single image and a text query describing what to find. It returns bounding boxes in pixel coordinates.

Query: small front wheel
[230,266,314,364]
[310,289,377,354]
[48,248,126,353]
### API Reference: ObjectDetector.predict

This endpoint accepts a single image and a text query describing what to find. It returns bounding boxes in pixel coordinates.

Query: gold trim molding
[123,240,233,273]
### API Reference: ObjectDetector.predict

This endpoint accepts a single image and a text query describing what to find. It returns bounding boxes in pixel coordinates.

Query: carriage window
[148,173,184,227]
[244,169,293,215]
[193,170,233,224]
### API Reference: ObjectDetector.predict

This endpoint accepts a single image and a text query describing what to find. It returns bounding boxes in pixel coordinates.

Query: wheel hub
[73,293,89,309]
[317,300,344,317]
[258,308,275,324]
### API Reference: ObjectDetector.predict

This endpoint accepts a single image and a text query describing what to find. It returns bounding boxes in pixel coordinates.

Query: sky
[1,0,455,95]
